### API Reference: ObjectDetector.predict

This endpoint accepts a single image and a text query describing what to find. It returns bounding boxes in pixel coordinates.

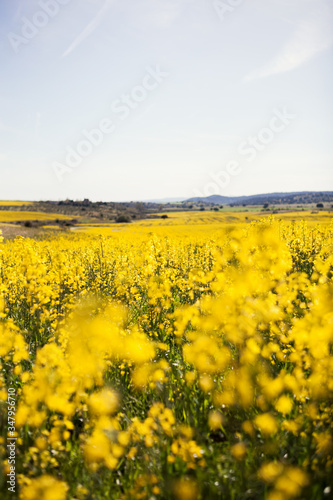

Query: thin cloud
[62,0,114,58]
[244,13,333,81]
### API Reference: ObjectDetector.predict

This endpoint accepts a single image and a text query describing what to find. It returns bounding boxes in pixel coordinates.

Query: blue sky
[1,0,332,201]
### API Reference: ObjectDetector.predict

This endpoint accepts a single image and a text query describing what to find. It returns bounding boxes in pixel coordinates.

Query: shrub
[115,214,131,223]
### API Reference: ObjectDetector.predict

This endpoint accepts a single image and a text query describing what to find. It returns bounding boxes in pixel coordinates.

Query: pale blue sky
[1,0,332,201]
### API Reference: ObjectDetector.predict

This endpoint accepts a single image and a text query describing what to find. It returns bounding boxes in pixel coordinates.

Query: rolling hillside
[186,191,333,205]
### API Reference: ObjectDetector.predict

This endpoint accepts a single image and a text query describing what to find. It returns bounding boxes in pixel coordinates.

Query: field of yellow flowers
[0,202,34,207]
[0,211,71,223]
[0,215,333,500]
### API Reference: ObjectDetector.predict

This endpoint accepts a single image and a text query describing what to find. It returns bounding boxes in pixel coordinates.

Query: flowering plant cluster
[0,217,332,499]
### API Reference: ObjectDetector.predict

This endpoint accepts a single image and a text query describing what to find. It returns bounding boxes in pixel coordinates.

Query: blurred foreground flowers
[0,218,332,499]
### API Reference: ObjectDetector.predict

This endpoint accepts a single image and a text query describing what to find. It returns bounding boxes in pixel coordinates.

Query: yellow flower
[275,395,293,415]
[231,442,247,461]
[199,374,214,392]
[208,411,223,431]
[185,371,196,386]
[254,413,278,436]
[259,462,284,483]
[314,432,333,455]
[173,478,199,500]
[88,389,119,416]
[19,475,68,500]
[274,467,308,497]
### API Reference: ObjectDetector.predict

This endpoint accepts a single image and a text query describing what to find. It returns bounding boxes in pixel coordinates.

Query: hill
[186,191,333,205]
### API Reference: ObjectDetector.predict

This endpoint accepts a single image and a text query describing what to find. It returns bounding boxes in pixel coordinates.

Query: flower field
[0,212,71,222]
[0,203,34,207]
[0,215,333,499]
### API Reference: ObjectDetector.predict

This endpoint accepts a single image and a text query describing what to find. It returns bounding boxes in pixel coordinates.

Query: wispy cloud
[244,11,333,81]
[62,0,114,58]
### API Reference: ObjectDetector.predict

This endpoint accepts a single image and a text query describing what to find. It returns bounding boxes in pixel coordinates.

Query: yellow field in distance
[0,211,71,222]
[0,200,33,206]
[76,210,333,237]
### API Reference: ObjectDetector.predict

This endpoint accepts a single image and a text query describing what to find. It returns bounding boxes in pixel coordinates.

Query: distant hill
[186,191,333,205]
